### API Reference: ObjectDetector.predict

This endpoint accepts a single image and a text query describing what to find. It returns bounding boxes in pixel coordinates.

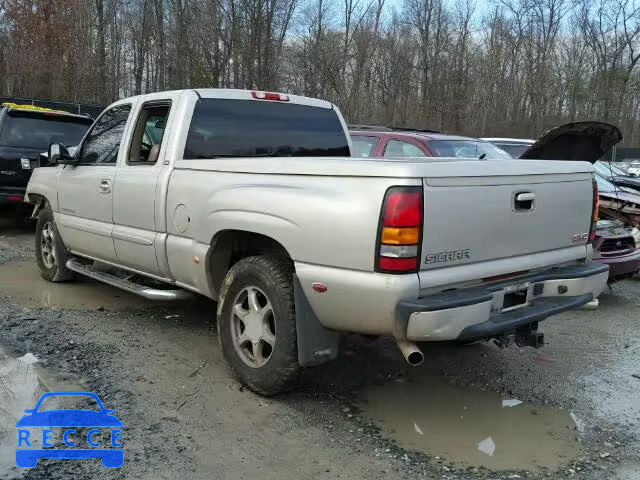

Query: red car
[351,123,640,282]
[349,126,512,160]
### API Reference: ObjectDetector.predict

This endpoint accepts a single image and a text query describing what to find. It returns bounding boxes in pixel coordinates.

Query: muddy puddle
[0,259,160,310]
[360,379,580,471]
[0,345,87,478]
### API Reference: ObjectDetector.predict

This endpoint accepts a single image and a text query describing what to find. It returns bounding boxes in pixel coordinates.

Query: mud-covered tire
[35,207,74,282]
[217,255,301,395]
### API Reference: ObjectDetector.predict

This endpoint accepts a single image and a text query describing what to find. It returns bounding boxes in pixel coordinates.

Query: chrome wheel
[40,221,56,269]
[230,286,276,368]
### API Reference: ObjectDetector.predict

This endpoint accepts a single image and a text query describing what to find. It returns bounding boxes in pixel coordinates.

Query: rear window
[428,140,512,160]
[594,161,626,177]
[595,174,617,193]
[183,99,350,159]
[0,111,92,150]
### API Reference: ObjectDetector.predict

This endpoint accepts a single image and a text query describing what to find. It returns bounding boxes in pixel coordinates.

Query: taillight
[5,195,24,202]
[376,186,423,273]
[589,178,598,243]
[251,91,289,102]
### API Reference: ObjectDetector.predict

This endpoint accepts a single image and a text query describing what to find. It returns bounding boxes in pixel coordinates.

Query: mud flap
[294,275,340,366]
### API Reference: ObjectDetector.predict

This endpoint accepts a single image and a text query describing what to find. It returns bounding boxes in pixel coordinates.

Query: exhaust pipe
[396,340,424,366]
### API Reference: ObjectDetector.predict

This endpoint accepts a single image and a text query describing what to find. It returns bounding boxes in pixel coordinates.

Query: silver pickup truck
[25,89,608,394]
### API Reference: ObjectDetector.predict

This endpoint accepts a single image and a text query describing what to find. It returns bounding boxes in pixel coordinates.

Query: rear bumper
[594,250,640,279]
[397,263,609,342]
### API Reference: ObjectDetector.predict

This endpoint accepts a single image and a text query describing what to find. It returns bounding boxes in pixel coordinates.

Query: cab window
[128,102,171,165]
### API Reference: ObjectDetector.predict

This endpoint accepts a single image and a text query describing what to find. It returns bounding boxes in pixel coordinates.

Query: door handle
[514,191,535,211]
[99,179,111,194]
[515,192,535,202]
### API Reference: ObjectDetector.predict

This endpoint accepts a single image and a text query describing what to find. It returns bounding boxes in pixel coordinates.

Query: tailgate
[0,157,31,187]
[420,171,593,270]
[0,146,41,188]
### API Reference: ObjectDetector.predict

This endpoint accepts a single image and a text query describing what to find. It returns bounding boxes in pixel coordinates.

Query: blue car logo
[16,391,123,468]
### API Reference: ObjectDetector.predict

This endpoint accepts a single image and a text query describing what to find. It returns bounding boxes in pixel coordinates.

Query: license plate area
[503,290,528,310]
[492,282,532,313]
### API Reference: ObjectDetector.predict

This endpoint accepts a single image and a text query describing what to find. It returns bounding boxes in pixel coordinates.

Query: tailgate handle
[514,192,535,211]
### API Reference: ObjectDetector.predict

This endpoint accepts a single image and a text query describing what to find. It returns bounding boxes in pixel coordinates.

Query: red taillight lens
[376,186,423,274]
[589,178,598,243]
[5,195,24,202]
[383,191,422,226]
[251,91,290,102]
[378,256,419,272]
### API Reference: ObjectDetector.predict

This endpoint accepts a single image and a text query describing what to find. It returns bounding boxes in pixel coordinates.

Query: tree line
[1,0,640,144]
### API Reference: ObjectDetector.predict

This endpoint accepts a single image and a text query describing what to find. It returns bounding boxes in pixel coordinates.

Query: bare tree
[1,0,640,144]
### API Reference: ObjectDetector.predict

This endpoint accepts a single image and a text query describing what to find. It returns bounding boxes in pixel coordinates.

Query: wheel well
[208,230,292,295]
[26,193,45,203]
[25,194,49,217]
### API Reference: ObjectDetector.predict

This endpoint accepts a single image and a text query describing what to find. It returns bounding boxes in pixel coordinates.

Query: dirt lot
[0,209,639,480]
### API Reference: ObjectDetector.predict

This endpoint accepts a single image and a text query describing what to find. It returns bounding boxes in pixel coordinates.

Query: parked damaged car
[593,160,640,193]
[520,122,640,280]
[595,173,640,227]
[592,219,640,281]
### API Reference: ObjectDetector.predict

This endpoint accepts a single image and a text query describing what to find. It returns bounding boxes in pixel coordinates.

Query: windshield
[594,161,627,177]
[428,140,512,160]
[595,173,617,193]
[0,111,92,150]
[492,142,532,158]
[184,99,350,158]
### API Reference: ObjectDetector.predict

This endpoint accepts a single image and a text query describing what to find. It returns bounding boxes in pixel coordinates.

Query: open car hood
[519,121,622,164]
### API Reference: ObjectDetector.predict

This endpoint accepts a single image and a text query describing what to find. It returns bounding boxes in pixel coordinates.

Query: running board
[66,259,192,301]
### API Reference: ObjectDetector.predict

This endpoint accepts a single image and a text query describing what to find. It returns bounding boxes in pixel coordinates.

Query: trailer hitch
[515,323,544,348]
[493,322,544,349]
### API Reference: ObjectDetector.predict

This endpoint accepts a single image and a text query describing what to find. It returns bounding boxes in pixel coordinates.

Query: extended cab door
[112,95,177,277]
[56,104,133,262]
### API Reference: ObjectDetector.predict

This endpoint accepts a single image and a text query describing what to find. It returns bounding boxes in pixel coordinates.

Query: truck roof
[116,88,336,111]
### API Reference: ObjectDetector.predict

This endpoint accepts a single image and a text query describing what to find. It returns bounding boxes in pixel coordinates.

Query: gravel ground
[0,209,639,480]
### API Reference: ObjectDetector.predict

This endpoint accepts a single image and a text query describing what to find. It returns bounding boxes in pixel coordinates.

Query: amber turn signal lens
[381,227,420,245]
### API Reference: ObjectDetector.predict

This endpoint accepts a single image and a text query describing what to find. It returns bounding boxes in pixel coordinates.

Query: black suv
[0,103,93,205]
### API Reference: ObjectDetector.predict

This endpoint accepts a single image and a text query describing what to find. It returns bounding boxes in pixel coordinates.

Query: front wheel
[217,255,301,395]
[35,207,74,282]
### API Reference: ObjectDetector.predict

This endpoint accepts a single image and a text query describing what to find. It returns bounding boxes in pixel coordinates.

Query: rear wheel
[217,255,301,395]
[35,207,74,282]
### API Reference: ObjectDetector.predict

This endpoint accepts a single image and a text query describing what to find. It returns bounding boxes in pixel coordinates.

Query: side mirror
[48,143,73,166]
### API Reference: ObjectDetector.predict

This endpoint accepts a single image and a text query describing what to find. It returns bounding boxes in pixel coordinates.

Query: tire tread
[217,255,300,395]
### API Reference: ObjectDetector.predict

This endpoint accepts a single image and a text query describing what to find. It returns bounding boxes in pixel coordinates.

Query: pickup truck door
[111,97,176,277]
[56,104,133,262]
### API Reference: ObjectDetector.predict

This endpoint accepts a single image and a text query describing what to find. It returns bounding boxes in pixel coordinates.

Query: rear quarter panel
[165,168,419,271]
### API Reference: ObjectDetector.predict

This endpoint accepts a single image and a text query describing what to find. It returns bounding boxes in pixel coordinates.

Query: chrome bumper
[397,263,609,342]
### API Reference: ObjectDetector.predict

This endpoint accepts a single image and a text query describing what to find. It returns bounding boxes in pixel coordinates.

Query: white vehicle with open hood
[26,90,610,394]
